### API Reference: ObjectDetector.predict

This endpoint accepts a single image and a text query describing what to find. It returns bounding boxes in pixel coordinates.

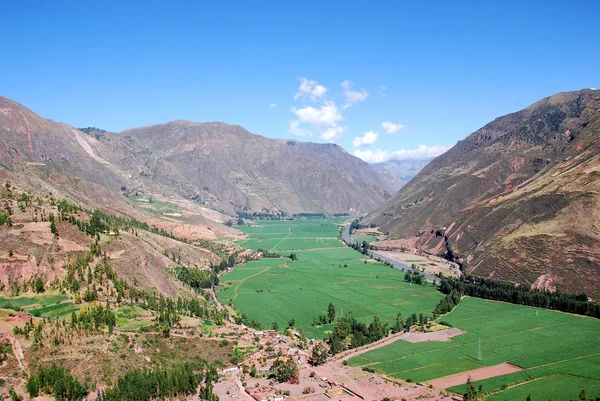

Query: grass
[347,297,600,400]
[352,235,379,244]
[129,197,181,216]
[218,219,442,338]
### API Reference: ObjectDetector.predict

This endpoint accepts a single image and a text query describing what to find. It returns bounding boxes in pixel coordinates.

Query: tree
[49,213,59,237]
[290,253,297,261]
[327,302,336,323]
[26,375,39,398]
[393,312,403,333]
[288,318,296,328]
[310,343,328,366]
[8,249,13,257]
[35,277,44,293]
[463,377,485,401]
[271,321,279,331]
[269,358,299,382]
[329,334,344,354]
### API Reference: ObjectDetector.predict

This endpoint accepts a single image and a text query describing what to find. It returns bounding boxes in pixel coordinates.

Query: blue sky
[1,1,598,163]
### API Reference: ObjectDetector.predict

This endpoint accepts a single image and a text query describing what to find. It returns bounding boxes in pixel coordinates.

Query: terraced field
[348,297,600,400]
[217,219,442,338]
[0,294,78,319]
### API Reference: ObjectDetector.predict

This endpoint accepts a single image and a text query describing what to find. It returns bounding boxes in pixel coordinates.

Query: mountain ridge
[365,89,600,298]
[0,96,398,217]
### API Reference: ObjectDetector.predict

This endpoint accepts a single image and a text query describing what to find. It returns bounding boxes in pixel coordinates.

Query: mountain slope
[0,97,234,228]
[366,89,600,297]
[122,121,399,215]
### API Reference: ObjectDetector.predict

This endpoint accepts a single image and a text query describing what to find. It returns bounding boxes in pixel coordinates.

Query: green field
[352,235,378,244]
[218,219,442,338]
[0,293,78,319]
[115,305,154,331]
[237,220,347,251]
[348,297,600,400]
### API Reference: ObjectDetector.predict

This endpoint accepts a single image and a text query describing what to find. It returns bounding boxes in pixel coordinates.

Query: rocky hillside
[366,89,600,298]
[123,121,400,215]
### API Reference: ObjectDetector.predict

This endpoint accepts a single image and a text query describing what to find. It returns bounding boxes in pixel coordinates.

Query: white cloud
[292,100,342,128]
[353,144,451,163]
[341,80,368,109]
[381,121,405,135]
[321,126,346,142]
[268,103,278,109]
[353,130,379,147]
[294,78,327,101]
[287,120,311,137]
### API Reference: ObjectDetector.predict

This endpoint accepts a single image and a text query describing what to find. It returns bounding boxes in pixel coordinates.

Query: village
[211,323,459,401]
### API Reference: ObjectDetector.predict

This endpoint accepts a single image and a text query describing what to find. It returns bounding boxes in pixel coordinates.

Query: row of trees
[433,290,461,318]
[349,240,370,255]
[312,302,336,326]
[329,313,388,353]
[98,364,214,401]
[439,275,600,318]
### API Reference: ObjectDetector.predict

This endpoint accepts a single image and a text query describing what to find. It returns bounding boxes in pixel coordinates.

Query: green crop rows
[0,293,77,320]
[348,297,600,400]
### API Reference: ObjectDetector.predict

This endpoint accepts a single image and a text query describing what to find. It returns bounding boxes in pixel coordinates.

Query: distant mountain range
[373,159,433,187]
[0,97,399,217]
[366,89,600,297]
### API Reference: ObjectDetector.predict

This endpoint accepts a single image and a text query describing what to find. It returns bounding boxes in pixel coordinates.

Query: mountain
[373,158,433,187]
[365,89,600,298]
[122,121,400,215]
[0,97,398,217]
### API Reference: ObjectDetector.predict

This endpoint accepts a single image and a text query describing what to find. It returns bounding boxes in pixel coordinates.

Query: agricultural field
[348,297,600,400]
[237,219,348,251]
[218,219,443,338]
[352,234,379,244]
[0,295,157,331]
[0,293,78,320]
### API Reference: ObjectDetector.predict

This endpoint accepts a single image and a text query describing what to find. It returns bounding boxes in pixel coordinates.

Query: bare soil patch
[401,328,465,343]
[377,250,460,277]
[427,362,523,389]
[371,237,419,250]
[532,273,557,292]
[354,227,383,236]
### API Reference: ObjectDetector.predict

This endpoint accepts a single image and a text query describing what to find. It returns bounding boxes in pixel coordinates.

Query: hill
[365,89,600,298]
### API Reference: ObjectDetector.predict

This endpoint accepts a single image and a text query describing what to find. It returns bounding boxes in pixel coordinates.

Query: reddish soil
[427,363,523,389]
[532,273,557,293]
